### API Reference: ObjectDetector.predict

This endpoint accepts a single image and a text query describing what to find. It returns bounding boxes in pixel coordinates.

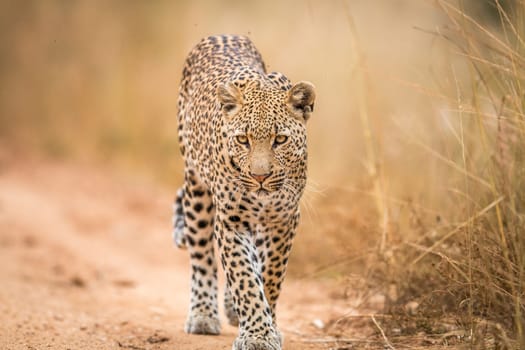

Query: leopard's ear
[287,81,316,122]
[217,82,242,118]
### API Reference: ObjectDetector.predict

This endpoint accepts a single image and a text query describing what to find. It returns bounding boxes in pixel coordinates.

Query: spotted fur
[173,35,315,350]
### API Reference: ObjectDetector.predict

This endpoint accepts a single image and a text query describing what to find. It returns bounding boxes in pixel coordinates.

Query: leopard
[172,34,315,350]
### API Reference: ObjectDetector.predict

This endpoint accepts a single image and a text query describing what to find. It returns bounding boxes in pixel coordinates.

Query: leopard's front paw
[184,314,221,335]
[232,331,281,350]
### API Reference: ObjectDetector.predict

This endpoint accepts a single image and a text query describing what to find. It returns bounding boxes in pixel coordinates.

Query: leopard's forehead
[232,81,292,140]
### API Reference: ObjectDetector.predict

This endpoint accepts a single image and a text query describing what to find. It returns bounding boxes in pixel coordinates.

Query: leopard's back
[177,35,266,182]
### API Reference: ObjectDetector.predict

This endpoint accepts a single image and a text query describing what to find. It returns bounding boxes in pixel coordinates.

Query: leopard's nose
[250,172,271,184]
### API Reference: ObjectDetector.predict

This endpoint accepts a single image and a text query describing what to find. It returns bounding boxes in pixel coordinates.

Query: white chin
[255,189,270,197]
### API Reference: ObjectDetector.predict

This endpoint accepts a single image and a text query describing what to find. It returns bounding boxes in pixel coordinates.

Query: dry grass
[333,1,525,348]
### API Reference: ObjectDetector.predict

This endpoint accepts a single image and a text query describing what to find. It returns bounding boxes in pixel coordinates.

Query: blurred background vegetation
[0,0,466,185]
[1,0,523,347]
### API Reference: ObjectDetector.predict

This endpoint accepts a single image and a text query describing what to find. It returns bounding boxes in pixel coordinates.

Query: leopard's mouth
[251,179,284,197]
[234,165,286,195]
[240,182,277,197]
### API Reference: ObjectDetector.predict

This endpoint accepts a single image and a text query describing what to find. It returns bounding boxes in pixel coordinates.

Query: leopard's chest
[214,187,297,233]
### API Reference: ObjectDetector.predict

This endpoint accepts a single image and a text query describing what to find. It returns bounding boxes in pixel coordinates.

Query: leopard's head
[217,73,315,197]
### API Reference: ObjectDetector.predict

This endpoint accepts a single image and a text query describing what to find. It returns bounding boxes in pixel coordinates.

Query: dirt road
[0,160,351,350]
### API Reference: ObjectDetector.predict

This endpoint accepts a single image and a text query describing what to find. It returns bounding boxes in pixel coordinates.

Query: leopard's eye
[274,135,288,145]
[236,135,249,145]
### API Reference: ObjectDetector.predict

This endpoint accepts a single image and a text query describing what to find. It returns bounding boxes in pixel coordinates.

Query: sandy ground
[0,160,355,350]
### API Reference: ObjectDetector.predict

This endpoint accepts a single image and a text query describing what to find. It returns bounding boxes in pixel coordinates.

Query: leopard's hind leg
[172,188,186,249]
[181,171,220,335]
[224,286,239,326]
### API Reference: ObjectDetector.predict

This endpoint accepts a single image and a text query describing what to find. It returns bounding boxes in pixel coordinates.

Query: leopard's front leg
[215,216,282,350]
[259,210,300,324]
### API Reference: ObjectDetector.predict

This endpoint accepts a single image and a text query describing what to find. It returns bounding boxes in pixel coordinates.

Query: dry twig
[371,315,395,350]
